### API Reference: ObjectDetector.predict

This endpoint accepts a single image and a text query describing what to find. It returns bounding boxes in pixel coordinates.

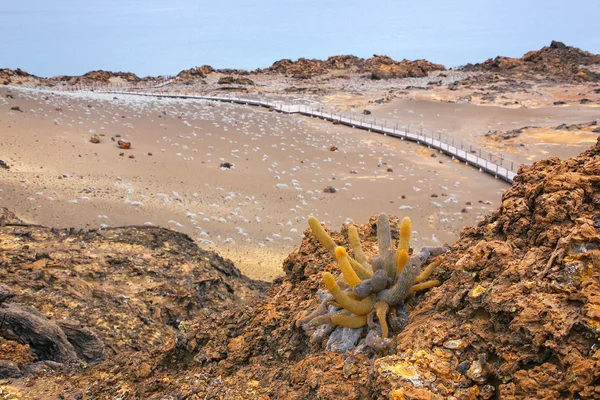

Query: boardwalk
[58,83,522,183]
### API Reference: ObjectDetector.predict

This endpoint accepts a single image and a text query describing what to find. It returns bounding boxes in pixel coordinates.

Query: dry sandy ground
[0,86,514,281]
[368,98,600,164]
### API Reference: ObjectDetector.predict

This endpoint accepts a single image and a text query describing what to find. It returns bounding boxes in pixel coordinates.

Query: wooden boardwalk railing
[51,83,522,183]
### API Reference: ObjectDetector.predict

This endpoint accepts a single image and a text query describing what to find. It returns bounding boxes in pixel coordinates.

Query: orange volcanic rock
[365,55,446,79]
[464,41,600,82]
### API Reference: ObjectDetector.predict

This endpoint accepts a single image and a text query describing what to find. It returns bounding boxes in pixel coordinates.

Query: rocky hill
[258,54,445,79]
[50,70,145,85]
[0,68,40,85]
[1,132,599,398]
[463,40,600,82]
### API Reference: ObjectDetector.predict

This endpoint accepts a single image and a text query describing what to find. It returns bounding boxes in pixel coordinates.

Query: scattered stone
[593,127,600,133]
[332,119,340,125]
[326,326,362,353]
[431,193,438,198]
[350,170,358,174]
[0,160,9,170]
[457,360,471,375]
[10,106,22,112]
[147,152,153,156]
[90,135,100,144]
[220,162,233,169]
[386,167,393,172]
[580,98,592,104]
[593,215,600,228]
[117,140,131,149]
[128,155,135,159]
[466,359,488,384]
[119,152,124,156]
[0,284,16,303]
[323,186,337,193]
[553,100,566,105]
[329,146,338,151]
[0,360,22,379]
[5,94,14,99]
[363,109,372,115]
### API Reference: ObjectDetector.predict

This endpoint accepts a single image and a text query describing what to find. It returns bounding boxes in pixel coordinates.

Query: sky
[1,0,599,77]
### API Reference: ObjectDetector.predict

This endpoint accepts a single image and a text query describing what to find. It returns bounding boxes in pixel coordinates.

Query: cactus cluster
[296,214,446,352]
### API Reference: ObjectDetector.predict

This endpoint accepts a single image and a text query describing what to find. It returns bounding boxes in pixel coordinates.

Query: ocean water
[1,0,599,77]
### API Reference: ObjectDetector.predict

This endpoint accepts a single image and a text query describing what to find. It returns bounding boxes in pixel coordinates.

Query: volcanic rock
[217,76,255,85]
[464,41,600,82]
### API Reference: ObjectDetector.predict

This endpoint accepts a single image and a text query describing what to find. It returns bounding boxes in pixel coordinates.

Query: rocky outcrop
[50,70,144,86]
[365,55,446,79]
[0,214,267,397]
[464,41,600,82]
[266,57,329,79]
[259,54,445,79]
[176,65,215,81]
[324,54,363,69]
[0,68,38,85]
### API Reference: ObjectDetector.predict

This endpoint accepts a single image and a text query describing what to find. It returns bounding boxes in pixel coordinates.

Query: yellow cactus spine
[348,225,372,272]
[308,216,337,254]
[330,314,368,328]
[406,280,441,300]
[415,259,441,283]
[335,246,362,288]
[395,249,409,275]
[322,272,375,316]
[398,217,412,252]
[375,301,390,339]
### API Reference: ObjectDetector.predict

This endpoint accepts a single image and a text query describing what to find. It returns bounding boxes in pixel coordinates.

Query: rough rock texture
[0,68,41,85]
[176,65,215,82]
[266,57,330,78]
[464,41,600,82]
[364,56,446,80]
[50,70,144,85]
[259,55,445,79]
[1,138,600,398]
[0,214,267,398]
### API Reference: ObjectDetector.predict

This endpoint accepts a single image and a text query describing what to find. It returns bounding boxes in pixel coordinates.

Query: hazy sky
[1,0,599,77]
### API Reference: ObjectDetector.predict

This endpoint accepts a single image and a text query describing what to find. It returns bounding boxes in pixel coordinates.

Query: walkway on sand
[59,84,523,183]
